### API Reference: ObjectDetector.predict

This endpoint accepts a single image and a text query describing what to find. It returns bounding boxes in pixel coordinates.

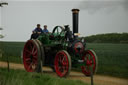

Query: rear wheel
[23,40,42,72]
[54,50,71,77]
[81,50,98,76]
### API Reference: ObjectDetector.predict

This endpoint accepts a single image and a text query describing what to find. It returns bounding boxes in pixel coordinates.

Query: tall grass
[0,68,88,85]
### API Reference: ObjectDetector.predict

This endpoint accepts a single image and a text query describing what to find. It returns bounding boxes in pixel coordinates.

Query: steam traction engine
[23,9,98,77]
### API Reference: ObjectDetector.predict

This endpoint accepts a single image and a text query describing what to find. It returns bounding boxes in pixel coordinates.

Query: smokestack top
[72,9,80,13]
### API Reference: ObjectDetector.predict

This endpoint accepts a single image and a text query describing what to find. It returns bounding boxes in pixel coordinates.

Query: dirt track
[0,61,127,85]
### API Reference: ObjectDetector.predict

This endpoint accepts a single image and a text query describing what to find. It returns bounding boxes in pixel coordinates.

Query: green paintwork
[37,29,68,48]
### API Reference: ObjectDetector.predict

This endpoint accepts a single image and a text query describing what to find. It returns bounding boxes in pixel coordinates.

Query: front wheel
[54,50,71,77]
[81,50,98,76]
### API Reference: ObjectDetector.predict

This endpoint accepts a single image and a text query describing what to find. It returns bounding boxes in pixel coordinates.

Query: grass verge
[0,68,88,85]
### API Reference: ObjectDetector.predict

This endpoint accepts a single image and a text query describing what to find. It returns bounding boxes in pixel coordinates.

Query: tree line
[83,33,128,43]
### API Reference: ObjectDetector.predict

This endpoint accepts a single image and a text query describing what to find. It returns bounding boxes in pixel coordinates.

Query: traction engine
[23,9,98,77]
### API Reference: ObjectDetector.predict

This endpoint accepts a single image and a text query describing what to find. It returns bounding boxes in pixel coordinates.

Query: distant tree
[84,33,128,43]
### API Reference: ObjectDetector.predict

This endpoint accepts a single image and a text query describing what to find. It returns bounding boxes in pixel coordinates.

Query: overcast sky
[0,0,128,41]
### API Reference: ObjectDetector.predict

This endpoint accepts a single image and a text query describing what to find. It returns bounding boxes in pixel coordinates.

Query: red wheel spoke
[32,45,36,53]
[33,55,37,59]
[62,56,68,66]
[25,58,31,62]
[28,62,36,71]
[29,43,33,50]
[33,49,37,56]
[62,66,66,71]
[61,55,64,61]
[25,49,32,54]
[88,55,91,60]
[86,55,89,60]
[32,47,34,53]
[62,60,68,66]
[59,56,62,62]
[28,63,33,70]
[90,60,93,64]
[26,61,31,65]
[62,56,65,62]
[32,57,37,61]
[25,51,32,58]
[26,53,31,58]
[32,59,37,64]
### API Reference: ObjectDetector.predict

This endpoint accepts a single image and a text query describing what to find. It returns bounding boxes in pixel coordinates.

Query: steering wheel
[52,26,65,36]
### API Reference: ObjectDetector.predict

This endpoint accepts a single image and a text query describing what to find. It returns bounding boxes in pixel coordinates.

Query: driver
[30,24,43,39]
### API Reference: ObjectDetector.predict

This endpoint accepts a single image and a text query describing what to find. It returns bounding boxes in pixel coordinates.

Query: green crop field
[0,41,25,63]
[0,41,128,78]
[86,43,128,78]
[0,68,87,85]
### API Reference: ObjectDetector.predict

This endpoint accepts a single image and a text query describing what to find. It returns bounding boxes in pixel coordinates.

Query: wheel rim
[23,40,38,72]
[54,51,69,77]
[81,50,96,76]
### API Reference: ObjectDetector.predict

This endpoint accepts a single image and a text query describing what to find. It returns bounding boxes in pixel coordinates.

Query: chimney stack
[72,9,80,37]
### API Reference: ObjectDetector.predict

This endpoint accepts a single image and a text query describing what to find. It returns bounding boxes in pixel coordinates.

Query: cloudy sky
[0,0,128,41]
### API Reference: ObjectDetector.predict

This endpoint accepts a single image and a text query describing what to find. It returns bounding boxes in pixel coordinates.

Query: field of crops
[87,43,128,78]
[0,42,25,63]
[0,41,128,78]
